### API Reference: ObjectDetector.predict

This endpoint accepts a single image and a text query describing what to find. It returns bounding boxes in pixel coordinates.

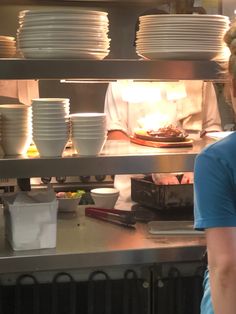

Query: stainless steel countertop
[0,206,206,274]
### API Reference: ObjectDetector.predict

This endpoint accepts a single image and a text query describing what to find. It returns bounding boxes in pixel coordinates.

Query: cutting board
[130,136,193,148]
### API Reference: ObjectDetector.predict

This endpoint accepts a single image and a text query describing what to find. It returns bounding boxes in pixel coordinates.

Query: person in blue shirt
[194,21,236,314]
[194,131,236,314]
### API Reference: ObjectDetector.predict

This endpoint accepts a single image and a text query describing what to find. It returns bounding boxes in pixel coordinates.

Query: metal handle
[88,270,111,314]
[52,272,76,314]
[14,274,39,314]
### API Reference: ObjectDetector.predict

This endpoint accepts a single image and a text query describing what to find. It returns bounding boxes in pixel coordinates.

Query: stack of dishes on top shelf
[16,8,110,59]
[136,14,230,60]
[32,98,70,157]
[0,104,32,156]
[70,112,107,156]
[0,36,16,58]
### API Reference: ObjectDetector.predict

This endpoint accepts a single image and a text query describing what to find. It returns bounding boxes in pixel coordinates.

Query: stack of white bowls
[70,113,107,156]
[0,36,16,58]
[17,8,110,59]
[0,104,32,156]
[136,14,230,60]
[32,98,70,157]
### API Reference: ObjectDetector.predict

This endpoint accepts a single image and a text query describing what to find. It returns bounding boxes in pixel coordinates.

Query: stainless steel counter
[0,206,206,274]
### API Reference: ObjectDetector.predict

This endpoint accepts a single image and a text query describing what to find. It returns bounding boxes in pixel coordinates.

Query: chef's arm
[206,227,236,314]
[107,130,129,140]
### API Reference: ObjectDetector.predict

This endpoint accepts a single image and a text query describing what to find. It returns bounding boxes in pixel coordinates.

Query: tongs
[85,207,136,227]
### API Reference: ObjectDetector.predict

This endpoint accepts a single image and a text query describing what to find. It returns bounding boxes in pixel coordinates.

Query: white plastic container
[3,192,58,251]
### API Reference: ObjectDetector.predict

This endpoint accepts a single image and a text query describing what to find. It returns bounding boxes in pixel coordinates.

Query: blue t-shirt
[194,132,236,314]
[194,132,236,230]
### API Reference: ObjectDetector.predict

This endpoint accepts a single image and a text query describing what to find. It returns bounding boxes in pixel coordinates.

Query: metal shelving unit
[0,138,213,178]
[0,59,226,81]
[0,58,223,178]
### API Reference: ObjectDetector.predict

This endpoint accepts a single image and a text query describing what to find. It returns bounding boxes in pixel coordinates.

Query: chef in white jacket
[0,80,39,105]
[104,80,222,203]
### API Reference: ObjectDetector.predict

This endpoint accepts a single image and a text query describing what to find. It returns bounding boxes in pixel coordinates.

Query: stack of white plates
[0,36,16,58]
[136,14,230,60]
[70,112,107,156]
[17,8,110,59]
[32,98,70,157]
[0,104,32,156]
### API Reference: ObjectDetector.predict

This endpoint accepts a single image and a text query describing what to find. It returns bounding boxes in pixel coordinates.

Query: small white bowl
[72,136,106,156]
[90,188,120,209]
[57,197,81,212]
[2,135,32,156]
[33,138,68,157]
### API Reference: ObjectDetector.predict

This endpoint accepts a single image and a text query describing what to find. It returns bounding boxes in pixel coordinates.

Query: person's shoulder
[198,132,236,161]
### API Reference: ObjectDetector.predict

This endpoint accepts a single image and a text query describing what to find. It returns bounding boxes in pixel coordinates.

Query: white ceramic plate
[18,33,109,41]
[0,36,15,41]
[137,50,220,60]
[19,19,109,27]
[139,14,229,20]
[19,25,109,32]
[21,47,109,59]
[138,26,227,33]
[19,8,108,17]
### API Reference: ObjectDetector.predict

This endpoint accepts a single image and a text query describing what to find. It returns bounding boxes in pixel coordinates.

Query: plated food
[134,125,189,142]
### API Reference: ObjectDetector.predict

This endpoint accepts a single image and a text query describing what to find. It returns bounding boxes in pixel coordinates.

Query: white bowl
[72,136,106,156]
[57,197,81,212]
[71,124,106,130]
[32,116,69,121]
[31,98,70,104]
[2,135,32,156]
[72,129,107,135]
[90,188,120,209]
[69,112,106,121]
[33,138,68,157]
[33,126,69,132]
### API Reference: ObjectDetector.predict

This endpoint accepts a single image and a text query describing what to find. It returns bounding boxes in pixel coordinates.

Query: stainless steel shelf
[0,59,226,81]
[0,138,212,178]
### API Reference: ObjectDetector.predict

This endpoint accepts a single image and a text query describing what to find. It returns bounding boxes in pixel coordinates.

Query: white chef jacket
[104,80,222,204]
[104,80,222,135]
[0,80,39,105]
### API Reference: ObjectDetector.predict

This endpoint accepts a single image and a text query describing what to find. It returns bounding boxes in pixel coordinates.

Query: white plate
[0,36,15,41]
[140,14,229,20]
[137,29,225,34]
[18,41,110,49]
[138,26,227,33]
[19,25,109,32]
[206,131,234,139]
[19,8,108,17]
[137,50,220,60]
[137,46,223,51]
[19,17,109,26]
[18,32,109,40]
[136,34,224,40]
[21,47,109,59]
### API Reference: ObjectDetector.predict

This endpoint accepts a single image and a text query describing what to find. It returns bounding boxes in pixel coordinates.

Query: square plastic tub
[3,193,58,251]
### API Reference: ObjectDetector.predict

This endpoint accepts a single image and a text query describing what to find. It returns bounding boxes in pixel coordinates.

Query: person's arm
[206,227,236,314]
[202,81,222,132]
[104,82,129,136]
[107,130,129,140]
